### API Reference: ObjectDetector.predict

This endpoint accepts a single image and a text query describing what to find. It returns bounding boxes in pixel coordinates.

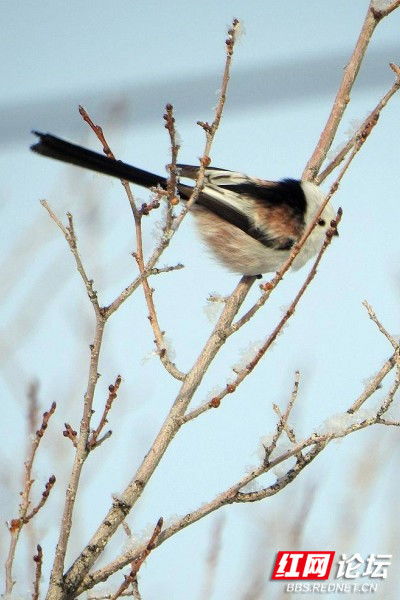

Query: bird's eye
[317,218,326,226]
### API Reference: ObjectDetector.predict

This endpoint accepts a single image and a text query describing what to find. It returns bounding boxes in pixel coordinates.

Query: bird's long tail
[31,132,168,191]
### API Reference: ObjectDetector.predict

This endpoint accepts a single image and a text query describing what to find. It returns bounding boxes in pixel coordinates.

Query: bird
[31,132,337,276]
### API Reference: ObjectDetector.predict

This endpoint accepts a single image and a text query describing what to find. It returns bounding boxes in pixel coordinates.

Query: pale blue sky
[1,2,400,598]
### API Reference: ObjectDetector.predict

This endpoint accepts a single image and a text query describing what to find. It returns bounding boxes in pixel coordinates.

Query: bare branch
[348,353,397,413]
[79,105,116,159]
[75,445,327,587]
[79,104,185,381]
[173,19,241,224]
[79,104,140,217]
[41,201,101,314]
[378,417,400,426]
[265,372,301,461]
[163,102,180,211]
[303,1,400,180]
[89,375,122,449]
[5,402,56,595]
[24,475,56,522]
[48,316,106,593]
[104,263,184,319]
[131,246,185,380]
[108,518,163,600]
[129,517,163,579]
[317,63,400,183]
[273,402,304,467]
[376,367,400,418]
[363,300,399,350]
[32,545,43,600]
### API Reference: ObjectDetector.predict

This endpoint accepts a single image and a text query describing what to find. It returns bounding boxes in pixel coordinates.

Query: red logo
[272,551,335,580]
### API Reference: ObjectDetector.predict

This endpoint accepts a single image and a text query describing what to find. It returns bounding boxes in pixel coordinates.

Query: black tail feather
[31,132,168,190]
[30,132,283,250]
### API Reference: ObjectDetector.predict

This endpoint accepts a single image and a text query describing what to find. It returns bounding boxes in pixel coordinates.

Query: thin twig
[26,381,41,572]
[32,544,43,600]
[121,103,183,378]
[376,368,400,418]
[363,300,399,350]
[89,375,122,449]
[41,201,100,314]
[24,475,56,522]
[79,106,116,159]
[235,373,400,503]
[348,353,397,413]
[47,316,106,593]
[265,372,301,461]
[317,63,400,183]
[5,402,56,595]
[163,103,180,219]
[104,263,184,319]
[133,236,185,380]
[80,107,185,379]
[172,19,240,229]
[79,106,186,380]
[302,1,400,180]
[78,105,140,218]
[109,518,163,600]
[273,403,304,467]
[81,105,181,376]
[129,517,163,578]
[229,212,341,390]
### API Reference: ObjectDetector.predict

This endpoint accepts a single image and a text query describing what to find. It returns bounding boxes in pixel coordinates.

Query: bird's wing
[177,164,298,250]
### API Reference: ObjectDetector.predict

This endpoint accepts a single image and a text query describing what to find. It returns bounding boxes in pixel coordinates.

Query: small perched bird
[31,132,336,276]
